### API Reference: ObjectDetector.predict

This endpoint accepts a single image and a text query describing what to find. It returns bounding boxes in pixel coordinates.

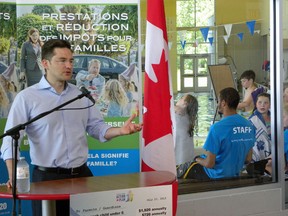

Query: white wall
[177,187,286,216]
[217,23,267,85]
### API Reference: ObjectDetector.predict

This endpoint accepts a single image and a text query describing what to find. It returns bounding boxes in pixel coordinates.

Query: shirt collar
[38,76,51,90]
[38,75,70,94]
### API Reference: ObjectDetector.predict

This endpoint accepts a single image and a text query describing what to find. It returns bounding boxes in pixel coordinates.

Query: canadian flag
[142,0,176,176]
[142,1,178,214]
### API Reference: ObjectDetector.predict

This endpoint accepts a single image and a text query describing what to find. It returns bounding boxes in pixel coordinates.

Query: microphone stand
[0,92,91,216]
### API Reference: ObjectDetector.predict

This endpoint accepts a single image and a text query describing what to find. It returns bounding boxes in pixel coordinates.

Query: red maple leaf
[143,49,172,145]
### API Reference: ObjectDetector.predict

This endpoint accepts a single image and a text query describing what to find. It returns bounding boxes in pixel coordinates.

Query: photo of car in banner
[71,54,128,84]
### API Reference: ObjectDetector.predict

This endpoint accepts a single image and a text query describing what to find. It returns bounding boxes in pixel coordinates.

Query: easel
[208,64,237,124]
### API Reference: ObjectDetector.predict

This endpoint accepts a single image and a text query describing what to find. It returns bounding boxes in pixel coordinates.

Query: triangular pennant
[200,27,209,42]
[208,37,213,46]
[193,39,199,47]
[246,20,256,35]
[237,33,244,41]
[254,30,260,34]
[178,30,187,41]
[224,24,233,37]
[223,35,229,44]
[180,40,186,49]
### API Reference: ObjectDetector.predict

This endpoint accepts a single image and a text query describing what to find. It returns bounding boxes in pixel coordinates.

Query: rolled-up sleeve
[86,105,111,142]
[1,93,27,161]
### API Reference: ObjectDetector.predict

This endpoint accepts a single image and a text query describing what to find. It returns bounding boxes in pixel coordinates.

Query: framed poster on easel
[208,64,237,123]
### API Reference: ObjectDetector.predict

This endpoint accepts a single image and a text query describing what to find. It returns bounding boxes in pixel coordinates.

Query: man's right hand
[5,159,13,188]
[86,74,96,81]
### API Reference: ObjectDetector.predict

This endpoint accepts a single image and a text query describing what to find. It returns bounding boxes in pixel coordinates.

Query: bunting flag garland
[208,37,214,46]
[180,40,186,49]
[200,27,209,42]
[223,35,229,44]
[237,32,244,41]
[141,20,260,50]
[178,30,187,49]
[224,24,232,37]
[246,20,256,35]
[178,30,186,41]
[193,39,199,47]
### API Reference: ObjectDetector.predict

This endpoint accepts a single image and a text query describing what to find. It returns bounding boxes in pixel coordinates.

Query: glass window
[176,0,214,27]
[184,77,194,88]
[176,0,275,194]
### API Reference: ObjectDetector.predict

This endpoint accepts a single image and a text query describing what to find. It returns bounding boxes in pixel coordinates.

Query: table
[0,171,177,216]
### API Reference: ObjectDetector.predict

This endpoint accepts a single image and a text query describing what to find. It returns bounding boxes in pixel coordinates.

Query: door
[179,54,211,93]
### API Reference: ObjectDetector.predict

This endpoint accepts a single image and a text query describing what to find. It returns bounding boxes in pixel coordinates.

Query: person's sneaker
[176,161,193,178]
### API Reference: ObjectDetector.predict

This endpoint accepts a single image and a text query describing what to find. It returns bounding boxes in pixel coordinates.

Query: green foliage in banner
[0,3,16,38]
[32,5,58,15]
[101,5,137,38]
[0,37,10,54]
[0,117,140,151]
[88,133,139,150]
[88,117,140,150]
[17,13,60,48]
[59,5,94,49]
[98,5,138,64]
[0,118,6,135]
[0,118,29,150]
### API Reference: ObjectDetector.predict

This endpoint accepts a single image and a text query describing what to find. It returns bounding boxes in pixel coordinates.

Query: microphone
[79,86,95,104]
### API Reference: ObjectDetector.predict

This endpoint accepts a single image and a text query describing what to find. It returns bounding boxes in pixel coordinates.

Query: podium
[0,171,178,216]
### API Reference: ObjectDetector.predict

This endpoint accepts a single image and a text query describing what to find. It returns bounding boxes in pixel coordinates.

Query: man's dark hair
[219,87,240,109]
[41,39,72,61]
[240,70,256,81]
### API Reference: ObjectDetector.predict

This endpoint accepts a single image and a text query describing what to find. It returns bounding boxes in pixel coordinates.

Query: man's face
[42,48,74,83]
[88,62,100,75]
[240,78,252,89]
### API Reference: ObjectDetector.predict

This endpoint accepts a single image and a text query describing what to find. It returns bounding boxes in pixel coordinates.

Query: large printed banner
[0,0,140,215]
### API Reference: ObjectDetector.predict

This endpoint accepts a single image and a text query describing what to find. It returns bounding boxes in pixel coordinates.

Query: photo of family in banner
[74,60,139,117]
[0,1,18,119]
[0,3,140,119]
[0,2,141,215]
